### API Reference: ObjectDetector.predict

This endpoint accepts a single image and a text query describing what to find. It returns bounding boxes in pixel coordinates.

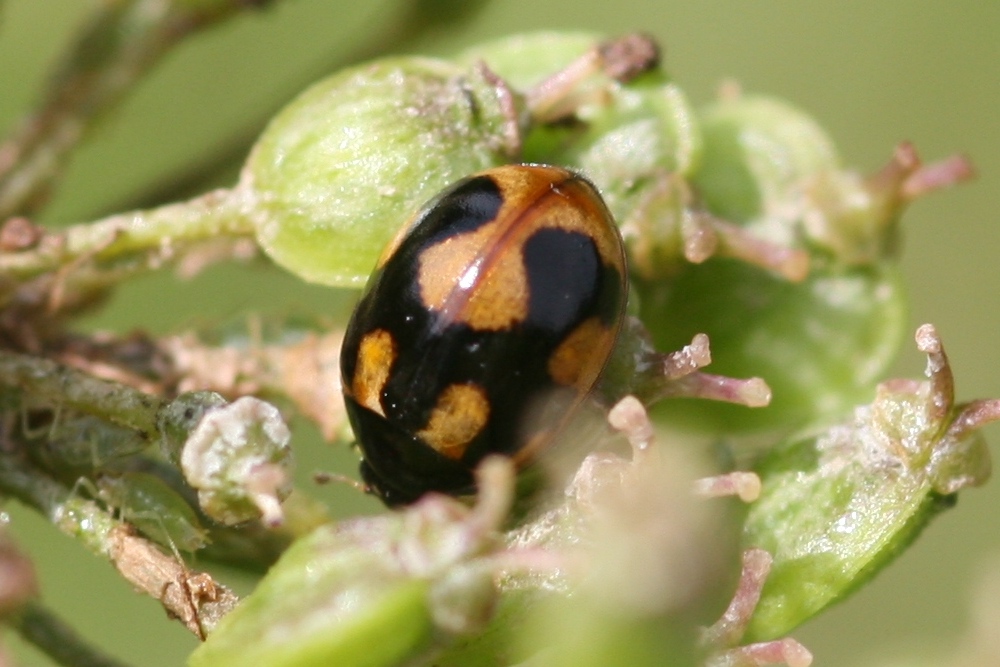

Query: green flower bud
[742,325,997,640]
[456,31,602,90]
[462,32,711,279]
[546,72,699,185]
[692,93,839,230]
[545,74,701,278]
[189,458,514,667]
[801,143,974,265]
[691,93,973,267]
[243,57,521,287]
[189,525,435,667]
[638,97,973,433]
[158,393,293,526]
[639,260,907,434]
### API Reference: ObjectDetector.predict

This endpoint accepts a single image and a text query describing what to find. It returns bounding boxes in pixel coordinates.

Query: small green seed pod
[189,459,514,667]
[457,31,603,91]
[460,32,705,279]
[551,72,699,184]
[639,260,908,434]
[543,74,701,278]
[690,92,973,268]
[243,57,522,287]
[742,326,996,640]
[691,93,840,229]
[636,94,916,433]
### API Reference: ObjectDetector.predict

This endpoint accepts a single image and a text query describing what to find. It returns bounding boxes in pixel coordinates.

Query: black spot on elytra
[522,228,600,332]
[408,175,504,248]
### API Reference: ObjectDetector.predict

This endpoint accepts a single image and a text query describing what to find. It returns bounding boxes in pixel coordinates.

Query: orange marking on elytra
[416,383,490,460]
[351,329,396,416]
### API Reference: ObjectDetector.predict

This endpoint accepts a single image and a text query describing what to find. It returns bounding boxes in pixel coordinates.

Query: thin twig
[0,350,165,437]
[0,0,284,217]
[10,600,134,667]
[102,0,497,214]
[0,449,68,520]
[0,447,238,638]
[0,188,256,284]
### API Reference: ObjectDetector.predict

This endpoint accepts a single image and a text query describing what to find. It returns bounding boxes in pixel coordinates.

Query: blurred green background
[1,1,998,665]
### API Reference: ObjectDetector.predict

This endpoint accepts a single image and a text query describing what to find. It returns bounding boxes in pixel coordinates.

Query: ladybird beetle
[340,164,627,505]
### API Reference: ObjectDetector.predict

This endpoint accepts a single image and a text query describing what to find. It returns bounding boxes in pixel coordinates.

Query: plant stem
[10,600,134,667]
[0,188,257,282]
[0,0,284,218]
[0,351,165,438]
[0,451,68,521]
[0,444,239,639]
[104,0,498,214]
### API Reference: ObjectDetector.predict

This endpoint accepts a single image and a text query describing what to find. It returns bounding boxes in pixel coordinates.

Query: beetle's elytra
[340,164,627,505]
